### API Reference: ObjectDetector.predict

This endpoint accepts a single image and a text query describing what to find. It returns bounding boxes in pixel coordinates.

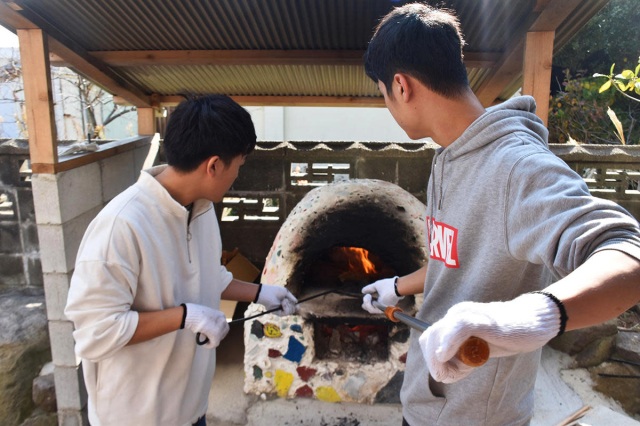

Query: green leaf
[598,79,612,93]
[620,70,634,79]
[610,63,616,75]
[614,80,627,91]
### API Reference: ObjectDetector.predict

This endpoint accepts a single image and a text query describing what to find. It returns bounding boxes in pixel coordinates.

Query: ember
[315,322,389,362]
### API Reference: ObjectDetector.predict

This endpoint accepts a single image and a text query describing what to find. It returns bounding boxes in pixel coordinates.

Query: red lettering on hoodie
[426,217,459,268]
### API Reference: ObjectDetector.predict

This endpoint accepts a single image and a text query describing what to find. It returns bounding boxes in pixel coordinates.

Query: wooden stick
[554,405,592,426]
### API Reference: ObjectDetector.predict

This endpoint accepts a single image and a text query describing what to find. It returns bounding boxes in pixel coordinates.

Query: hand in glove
[361,276,403,314]
[255,284,298,315]
[183,303,230,349]
[419,292,563,383]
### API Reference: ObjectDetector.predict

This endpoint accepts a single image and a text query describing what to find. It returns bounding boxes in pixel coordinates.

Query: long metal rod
[371,300,490,367]
[372,300,429,331]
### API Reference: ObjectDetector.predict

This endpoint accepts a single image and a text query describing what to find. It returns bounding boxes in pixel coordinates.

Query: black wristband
[393,276,402,297]
[531,291,568,336]
[253,283,263,303]
[180,303,187,329]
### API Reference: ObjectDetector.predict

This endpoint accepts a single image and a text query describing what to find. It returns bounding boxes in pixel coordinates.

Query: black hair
[364,3,469,99]
[162,94,256,172]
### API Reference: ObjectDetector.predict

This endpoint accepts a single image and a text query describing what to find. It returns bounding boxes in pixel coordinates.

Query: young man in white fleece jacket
[65,95,296,426]
[360,3,640,426]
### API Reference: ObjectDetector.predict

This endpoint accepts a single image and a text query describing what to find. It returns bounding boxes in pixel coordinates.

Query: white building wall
[248,106,417,142]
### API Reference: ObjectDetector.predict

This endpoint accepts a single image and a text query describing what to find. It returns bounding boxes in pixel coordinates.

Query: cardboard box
[225,252,261,283]
[221,251,261,319]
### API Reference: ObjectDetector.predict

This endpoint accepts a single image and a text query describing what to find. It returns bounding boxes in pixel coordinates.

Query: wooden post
[522,31,555,127]
[18,29,58,166]
[137,107,156,136]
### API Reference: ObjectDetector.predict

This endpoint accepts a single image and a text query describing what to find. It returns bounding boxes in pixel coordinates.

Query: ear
[393,73,413,102]
[205,156,221,177]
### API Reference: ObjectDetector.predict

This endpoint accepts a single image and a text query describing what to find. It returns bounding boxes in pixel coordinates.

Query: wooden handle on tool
[383,305,490,367]
[455,336,490,367]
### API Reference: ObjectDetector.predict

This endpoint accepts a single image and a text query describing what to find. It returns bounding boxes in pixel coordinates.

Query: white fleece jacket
[401,96,640,426]
[65,165,233,426]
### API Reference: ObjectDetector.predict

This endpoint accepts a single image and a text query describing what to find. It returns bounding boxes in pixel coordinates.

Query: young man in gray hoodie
[360,3,640,425]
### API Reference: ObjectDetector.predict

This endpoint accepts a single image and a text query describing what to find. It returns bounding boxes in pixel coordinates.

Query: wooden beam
[32,137,151,174]
[0,1,37,30]
[522,31,555,126]
[5,3,152,108]
[18,29,58,166]
[473,0,586,106]
[475,39,525,107]
[89,50,365,67]
[137,108,156,136]
[152,95,385,108]
[45,39,152,108]
[68,50,500,68]
[529,0,583,31]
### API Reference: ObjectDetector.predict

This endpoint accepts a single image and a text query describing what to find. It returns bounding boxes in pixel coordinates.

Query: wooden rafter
[47,50,502,68]
[474,0,585,106]
[0,1,152,108]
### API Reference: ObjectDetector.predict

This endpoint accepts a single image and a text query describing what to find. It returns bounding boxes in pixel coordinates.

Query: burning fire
[331,246,379,284]
[338,247,377,275]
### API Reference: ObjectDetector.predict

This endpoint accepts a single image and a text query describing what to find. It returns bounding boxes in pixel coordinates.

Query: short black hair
[364,3,469,99]
[162,94,256,172]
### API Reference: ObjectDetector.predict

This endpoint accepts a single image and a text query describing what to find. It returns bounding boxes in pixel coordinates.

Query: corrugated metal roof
[2,0,611,107]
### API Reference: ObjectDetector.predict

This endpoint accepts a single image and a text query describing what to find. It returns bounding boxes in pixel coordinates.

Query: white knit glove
[255,284,298,315]
[184,303,230,349]
[419,292,562,383]
[361,277,403,314]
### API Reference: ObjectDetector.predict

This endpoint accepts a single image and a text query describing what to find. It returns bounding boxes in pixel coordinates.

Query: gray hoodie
[401,96,640,426]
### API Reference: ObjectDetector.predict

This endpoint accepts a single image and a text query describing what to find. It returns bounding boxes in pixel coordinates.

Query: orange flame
[338,247,377,275]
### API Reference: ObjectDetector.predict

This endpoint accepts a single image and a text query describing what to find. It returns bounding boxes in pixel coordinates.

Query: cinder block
[232,155,285,191]
[49,320,78,367]
[37,206,101,274]
[58,164,102,223]
[397,156,432,196]
[0,155,27,187]
[16,187,36,222]
[62,206,102,271]
[26,256,43,287]
[0,222,20,253]
[31,173,62,224]
[33,165,103,225]
[22,219,40,252]
[54,364,87,411]
[43,272,71,321]
[354,157,398,182]
[0,254,24,286]
[57,409,87,426]
[100,151,136,203]
[37,224,66,274]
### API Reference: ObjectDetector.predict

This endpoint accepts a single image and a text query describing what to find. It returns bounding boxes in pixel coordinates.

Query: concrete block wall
[219,141,437,267]
[30,137,154,425]
[0,145,42,288]
[220,142,640,269]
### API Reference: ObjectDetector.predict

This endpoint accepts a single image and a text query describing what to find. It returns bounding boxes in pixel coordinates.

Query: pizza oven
[243,179,427,403]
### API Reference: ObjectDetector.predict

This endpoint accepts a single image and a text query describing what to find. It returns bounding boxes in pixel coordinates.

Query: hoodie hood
[428,96,549,213]
[442,95,548,160]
